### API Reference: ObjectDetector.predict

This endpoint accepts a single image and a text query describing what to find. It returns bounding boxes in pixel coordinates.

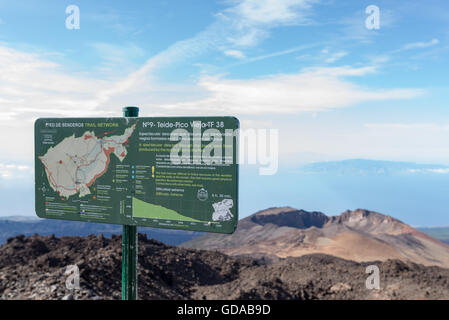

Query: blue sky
[0,1,448,222]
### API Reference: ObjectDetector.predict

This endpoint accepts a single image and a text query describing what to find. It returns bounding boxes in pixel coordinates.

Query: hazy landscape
[241,160,449,227]
[3,158,449,227]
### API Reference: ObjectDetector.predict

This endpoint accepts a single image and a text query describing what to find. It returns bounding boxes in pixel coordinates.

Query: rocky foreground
[0,234,448,300]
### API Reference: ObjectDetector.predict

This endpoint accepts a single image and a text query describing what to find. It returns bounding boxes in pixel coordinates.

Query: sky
[0,0,448,222]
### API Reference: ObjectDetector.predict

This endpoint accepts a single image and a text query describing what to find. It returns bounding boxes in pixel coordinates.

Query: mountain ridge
[182,207,449,268]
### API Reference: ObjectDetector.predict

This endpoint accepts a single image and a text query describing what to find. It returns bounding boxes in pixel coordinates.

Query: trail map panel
[35,117,239,234]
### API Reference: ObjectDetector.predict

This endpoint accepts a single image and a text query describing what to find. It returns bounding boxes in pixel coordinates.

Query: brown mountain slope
[182,207,449,268]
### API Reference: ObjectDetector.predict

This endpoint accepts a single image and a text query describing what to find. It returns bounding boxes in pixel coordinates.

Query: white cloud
[0,1,432,165]
[0,43,416,123]
[373,38,442,67]
[240,119,274,128]
[224,50,246,59]
[222,0,317,47]
[228,43,320,66]
[302,65,376,76]
[146,66,424,115]
[427,168,449,174]
[85,0,321,107]
[90,42,145,74]
[364,123,445,130]
[0,163,32,180]
[230,0,317,25]
[364,122,438,130]
[0,45,116,161]
[324,51,348,63]
[278,118,449,165]
[402,38,439,51]
[407,168,449,174]
[0,45,113,120]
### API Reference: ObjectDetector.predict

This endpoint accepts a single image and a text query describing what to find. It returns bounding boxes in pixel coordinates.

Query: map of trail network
[35,117,239,234]
[39,123,136,199]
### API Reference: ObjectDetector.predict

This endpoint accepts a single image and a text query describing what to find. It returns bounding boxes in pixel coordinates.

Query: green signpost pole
[122,106,139,300]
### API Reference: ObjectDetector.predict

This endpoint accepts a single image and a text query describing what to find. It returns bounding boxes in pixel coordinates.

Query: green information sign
[35,117,239,234]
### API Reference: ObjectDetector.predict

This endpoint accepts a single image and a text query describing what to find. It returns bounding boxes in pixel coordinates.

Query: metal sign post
[122,106,139,300]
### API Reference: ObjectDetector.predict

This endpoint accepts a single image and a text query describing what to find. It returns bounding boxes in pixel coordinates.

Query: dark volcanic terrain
[1,234,448,300]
